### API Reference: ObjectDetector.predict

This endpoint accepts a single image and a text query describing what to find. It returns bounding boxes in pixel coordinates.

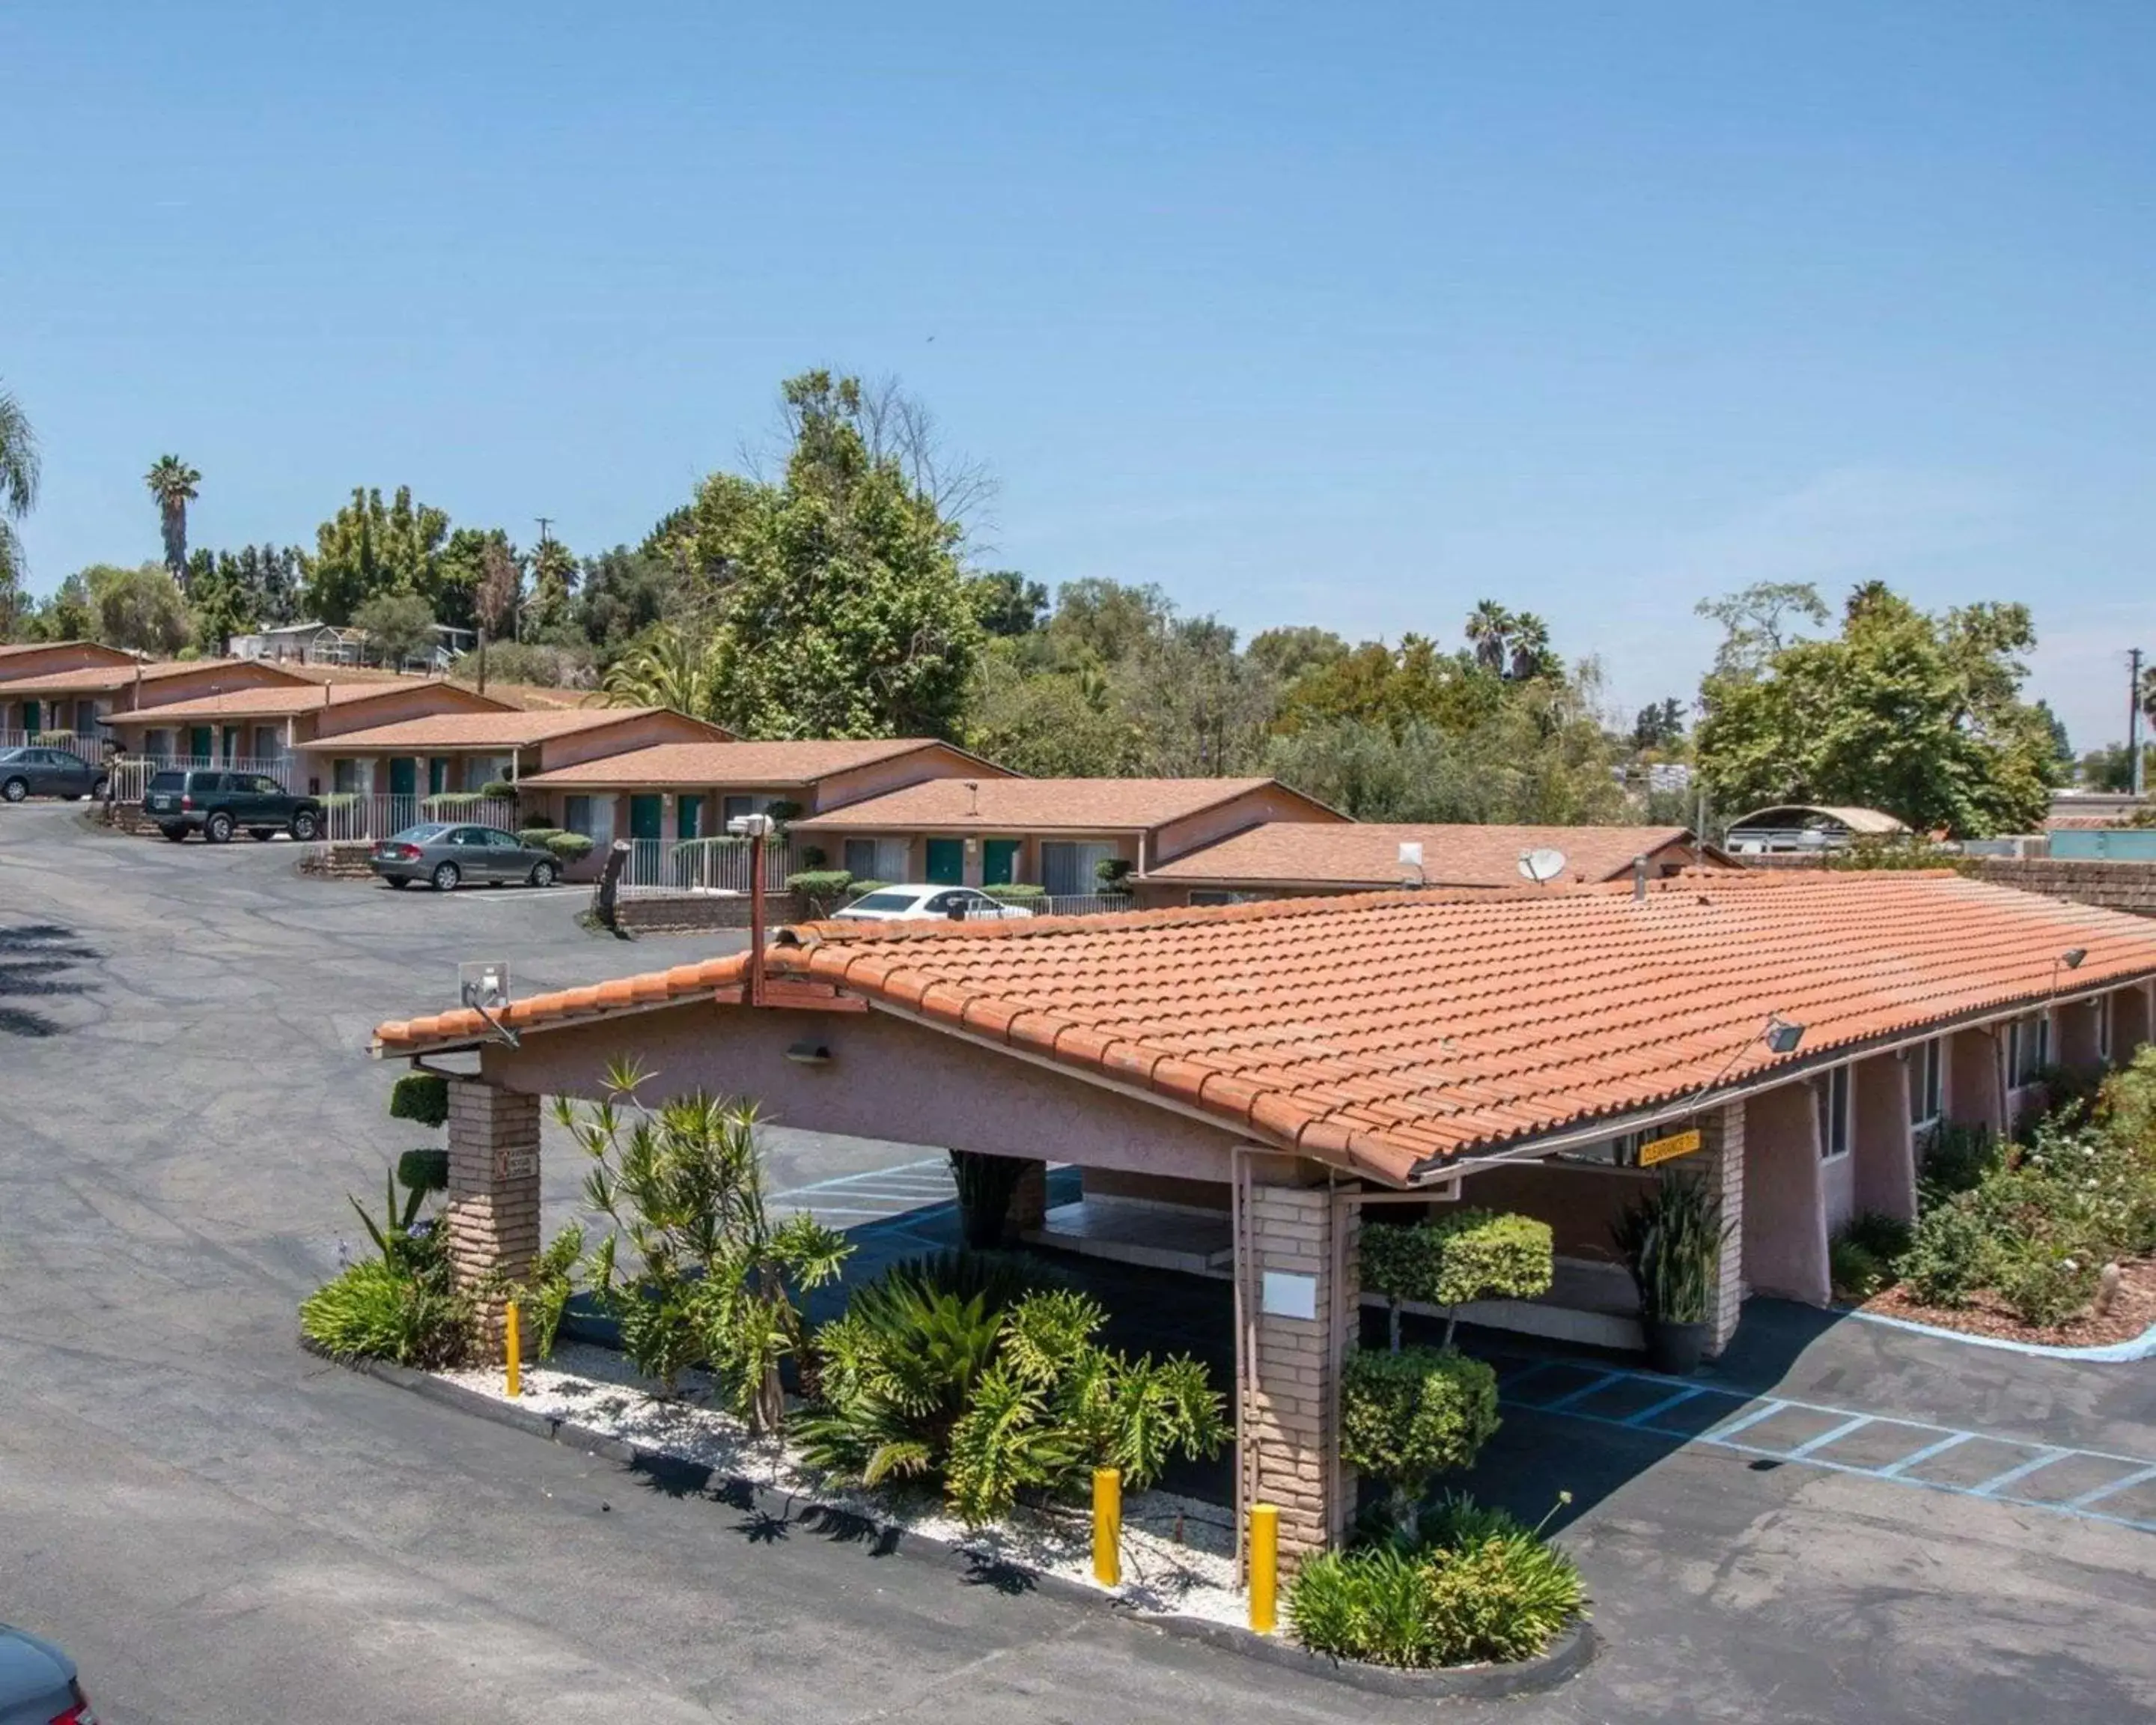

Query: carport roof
[372,871,2156,1184]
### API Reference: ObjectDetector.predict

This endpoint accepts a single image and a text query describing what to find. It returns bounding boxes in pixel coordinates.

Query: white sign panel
[1261,1270,1318,1321]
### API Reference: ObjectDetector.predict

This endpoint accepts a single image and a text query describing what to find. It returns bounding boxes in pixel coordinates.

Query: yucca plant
[1612,1173,1731,1324]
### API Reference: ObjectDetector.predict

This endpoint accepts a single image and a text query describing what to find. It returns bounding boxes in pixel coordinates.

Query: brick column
[1005,1157,1050,1235]
[1700,1101,1747,1354]
[445,1079,542,1354]
[1240,1167,1359,1579]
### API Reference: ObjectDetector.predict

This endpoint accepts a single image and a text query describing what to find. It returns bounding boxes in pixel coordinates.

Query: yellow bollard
[1249,1503,1279,1634]
[505,1299,522,1399]
[1092,1467,1121,1587]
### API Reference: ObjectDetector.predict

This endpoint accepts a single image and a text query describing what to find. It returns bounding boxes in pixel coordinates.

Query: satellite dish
[1518,848,1568,886]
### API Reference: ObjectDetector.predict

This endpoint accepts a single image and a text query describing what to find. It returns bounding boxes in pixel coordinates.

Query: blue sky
[7,2,2155,749]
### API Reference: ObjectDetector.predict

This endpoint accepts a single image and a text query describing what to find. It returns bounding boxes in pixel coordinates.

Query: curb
[1839,1304,2156,1362]
[333,1350,1596,1698]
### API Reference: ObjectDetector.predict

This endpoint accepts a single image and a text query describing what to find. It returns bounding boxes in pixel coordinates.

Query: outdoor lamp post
[728,812,776,1007]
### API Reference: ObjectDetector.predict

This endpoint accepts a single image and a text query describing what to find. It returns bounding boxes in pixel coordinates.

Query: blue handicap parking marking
[1496,1360,2156,1536]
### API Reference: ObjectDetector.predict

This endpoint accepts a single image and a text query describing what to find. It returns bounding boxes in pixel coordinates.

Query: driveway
[2,803,2154,1724]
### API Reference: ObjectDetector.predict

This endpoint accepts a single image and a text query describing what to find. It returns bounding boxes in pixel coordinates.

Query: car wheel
[528,859,558,889]
[204,811,235,844]
[386,876,410,890]
[159,825,188,842]
[0,777,25,803]
[91,775,109,800]
[249,829,275,842]
[290,809,320,841]
[432,862,460,892]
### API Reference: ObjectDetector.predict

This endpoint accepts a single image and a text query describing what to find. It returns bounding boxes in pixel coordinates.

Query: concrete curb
[332,1348,1595,1698]
[1840,1304,2156,1362]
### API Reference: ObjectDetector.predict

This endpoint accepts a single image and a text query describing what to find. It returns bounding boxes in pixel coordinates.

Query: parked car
[144,768,323,843]
[0,1623,95,1724]
[0,745,107,803]
[831,883,1036,922]
[368,823,563,891]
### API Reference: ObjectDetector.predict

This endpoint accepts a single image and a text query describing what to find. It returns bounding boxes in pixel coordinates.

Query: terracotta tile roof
[519,737,977,789]
[372,871,2156,1186]
[791,776,1343,833]
[451,681,594,711]
[104,680,510,723]
[1148,823,1721,889]
[0,658,308,697]
[295,707,725,751]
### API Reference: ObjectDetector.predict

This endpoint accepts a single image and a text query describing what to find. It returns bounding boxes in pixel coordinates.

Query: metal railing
[0,728,100,756]
[960,892,1136,920]
[317,794,520,843]
[615,836,799,899]
[108,753,294,805]
[1724,827,1849,854]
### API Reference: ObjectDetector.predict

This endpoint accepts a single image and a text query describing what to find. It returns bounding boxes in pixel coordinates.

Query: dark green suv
[144,768,325,843]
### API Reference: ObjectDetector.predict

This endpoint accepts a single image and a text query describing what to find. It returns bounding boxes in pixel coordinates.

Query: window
[1818,1065,1851,1160]
[2009,1013,2047,1088]
[1040,839,1119,897]
[842,837,907,881]
[1909,1038,1943,1127]
[332,759,361,795]
[564,795,594,836]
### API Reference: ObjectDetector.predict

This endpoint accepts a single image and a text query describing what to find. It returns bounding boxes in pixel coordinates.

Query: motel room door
[925,838,965,884]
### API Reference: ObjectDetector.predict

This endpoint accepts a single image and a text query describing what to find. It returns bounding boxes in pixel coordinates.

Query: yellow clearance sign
[1638,1128,1704,1168]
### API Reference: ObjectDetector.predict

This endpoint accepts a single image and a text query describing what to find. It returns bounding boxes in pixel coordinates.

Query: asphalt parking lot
[3,801,2155,1724]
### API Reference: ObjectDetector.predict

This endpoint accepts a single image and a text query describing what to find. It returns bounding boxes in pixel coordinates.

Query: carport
[371,869,2156,1573]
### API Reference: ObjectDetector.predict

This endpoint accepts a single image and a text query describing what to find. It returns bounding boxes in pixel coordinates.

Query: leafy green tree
[600,623,720,718]
[1041,577,1173,669]
[144,455,201,588]
[1118,615,1279,775]
[968,570,1048,637]
[577,545,674,656]
[1696,581,1830,678]
[78,563,192,654]
[430,527,517,634]
[353,589,439,668]
[680,371,984,738]
[28,571,95,642]
[1693,582,2055,836]
[305,486,451,624]
[526,537,578,637]
[1246,624,1348,685]
[0,380,39,631]
[966,650,1141,776]
[1630,697,1687,752]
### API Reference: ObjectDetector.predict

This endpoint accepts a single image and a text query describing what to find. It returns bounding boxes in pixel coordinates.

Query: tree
[968,570,1048,638]
[966,651,1141,777]
[1118,615,1279,775]
[600,623,720,719]
[475,535,522,641]
[0,381,39,633]
[1466,599,1511,675]
[186,543,308,651]
[526,536,579,638]
[144,456,201,588]
[353,590,439,668]
[577,545,674,657]
[1246,624,1348,685]
[305,486,451,624]
[1693,582,2056,836]
[78,563,191,655]
[1696,581,1830,678]
[1630,697,1687,752]
[682,371,985,738]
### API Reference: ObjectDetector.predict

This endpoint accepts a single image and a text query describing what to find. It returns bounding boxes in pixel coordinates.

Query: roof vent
[1398,841,1424,886]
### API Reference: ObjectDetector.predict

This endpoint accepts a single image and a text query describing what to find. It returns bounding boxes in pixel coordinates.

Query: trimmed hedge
[788,869,854,896]
[478,779,517,800]
[1362,1209,1556,1310]
[518,826,567,848]
[544,832,594,862]
[1340,1346,1501,1495]
[396,1148,450,1193]
[388,1071,450,1128]
[983,884,1047,907]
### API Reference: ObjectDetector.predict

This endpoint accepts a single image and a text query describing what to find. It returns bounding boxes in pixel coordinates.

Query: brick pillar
[445,1079,542,1354]
[1700,1101,1747,1354]
[1240,1168,1359,1580]
[1005,1157,1050,1235]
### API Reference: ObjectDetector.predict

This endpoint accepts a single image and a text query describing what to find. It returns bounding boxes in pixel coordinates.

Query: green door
[630,794,664,841]
[925,837,965,885]
[428,757,449,796]
[677,794,703,840]
[189,725,214,760]
[389,757,417,797]
[982,839,1020,886]
[20,700,38,737]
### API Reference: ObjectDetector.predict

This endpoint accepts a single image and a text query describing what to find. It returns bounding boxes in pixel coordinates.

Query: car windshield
[388,824,453,843]
[847,891,922,911]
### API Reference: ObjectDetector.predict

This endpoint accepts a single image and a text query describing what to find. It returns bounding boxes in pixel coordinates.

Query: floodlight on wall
[2062,948,2088,970]
[1762,1015,1806,1056]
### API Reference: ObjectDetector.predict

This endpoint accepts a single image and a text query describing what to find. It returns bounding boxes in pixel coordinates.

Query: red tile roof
[518,737,1000,789]
[105,680,511,723]
[372,871,2156,1186]
[0,658,310,697]
[295,707,726,750]
[1147,822,1721,889]
[790,776,1344,833]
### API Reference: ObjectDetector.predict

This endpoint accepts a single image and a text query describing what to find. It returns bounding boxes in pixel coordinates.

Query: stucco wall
[1149,785,1348,866]
[1457,1162,1641,1265]
[0,643,135,681]
[1741,1079,1829,1304]
[311,682,505,739]
[1082,1168,1232,1211]
[536,711,721,771]
[479,1000,1246,1179]
[813,744,1010,813]
[1851,1053,1916,1223]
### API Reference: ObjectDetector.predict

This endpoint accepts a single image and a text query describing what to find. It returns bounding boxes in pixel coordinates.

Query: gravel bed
[1858,1256,2156,1346]
[439,1342,1248,1625]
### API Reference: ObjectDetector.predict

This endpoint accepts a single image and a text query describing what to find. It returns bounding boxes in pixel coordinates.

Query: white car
[831,883,1036,923]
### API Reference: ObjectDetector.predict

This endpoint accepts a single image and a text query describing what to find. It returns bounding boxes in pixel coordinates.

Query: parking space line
[1536,1372,1630,1413]
[1970,1448,2071,1498]
[1624,1386,1707,1426]
[2066,1463,2156,1510]
[1703,1399,1788,1442]
[1788,1414,1874,1458]
[1878,1431,1974,1477]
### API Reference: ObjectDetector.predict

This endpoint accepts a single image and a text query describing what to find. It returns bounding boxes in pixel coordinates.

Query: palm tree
[0,382,39,605]
[1506,611,1554,681]
[600,624,721,719]
[144,455,201,588]
[1466,598,1512,675]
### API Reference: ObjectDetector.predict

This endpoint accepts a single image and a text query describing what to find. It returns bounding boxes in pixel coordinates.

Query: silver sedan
[367,823,562,892]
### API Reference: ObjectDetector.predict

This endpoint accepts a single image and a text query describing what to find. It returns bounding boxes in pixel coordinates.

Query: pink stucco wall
[1851,1053,1916,1223]
[535,711,722,771]
[1948,1026,2004,1135]
[1741,1079,1829,1304]
[478,999,1246,1180]
[1149,785,1348,866]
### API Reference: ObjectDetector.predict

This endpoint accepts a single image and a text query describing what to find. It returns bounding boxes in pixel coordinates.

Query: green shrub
[1900,1193,1999,1307]
[1994,1235,2101,1327]
[1288,1545,1443,1669]
[982,883,1047,907]
[1919,1122,2000,1206]
[1361,1210,1555,1349]
[1828,1238,1889,1303]
[422,792,486,815]
[544,832,594,862]
[1421,1527,1587,1664]
[844,880,891,900]
[797,844,828,869]
[517,826,567,848]
[300,1247,472,1366]
[788,869,856,916]
[389,1071,450,1129]
[1841,1211,1914,1265]
[519,1223,585,1359]
[478,779,517,801]
[1611,1174,1732,1323]
[396,1148,449,1194]
[1339,1347,1500,1534]
[1094,857,1134,889]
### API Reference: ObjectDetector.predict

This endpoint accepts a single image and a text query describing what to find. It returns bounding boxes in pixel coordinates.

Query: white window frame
[1912,1037,1943,1130]
[1818,1065,1852,1161]
[2008,1012,2049,1089]
[2099,995,2113,1064]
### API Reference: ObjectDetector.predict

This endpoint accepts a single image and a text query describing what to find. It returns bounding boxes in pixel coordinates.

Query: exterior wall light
[2062,948,2088,970]
[785,1041,832,1065]
[1763,1016,1806,1056]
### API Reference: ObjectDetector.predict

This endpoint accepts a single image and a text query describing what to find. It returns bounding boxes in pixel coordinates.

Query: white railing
[0,728,100,756]
[109,753,294,804]
[318,794,520,843]
[961,892,1136,920]
[615,836,799,899]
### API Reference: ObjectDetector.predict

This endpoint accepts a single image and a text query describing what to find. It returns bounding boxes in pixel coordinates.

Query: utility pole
[2132,648,2146,800]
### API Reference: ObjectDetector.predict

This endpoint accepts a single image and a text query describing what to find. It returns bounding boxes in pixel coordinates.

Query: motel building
[371,870,2156,1575]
